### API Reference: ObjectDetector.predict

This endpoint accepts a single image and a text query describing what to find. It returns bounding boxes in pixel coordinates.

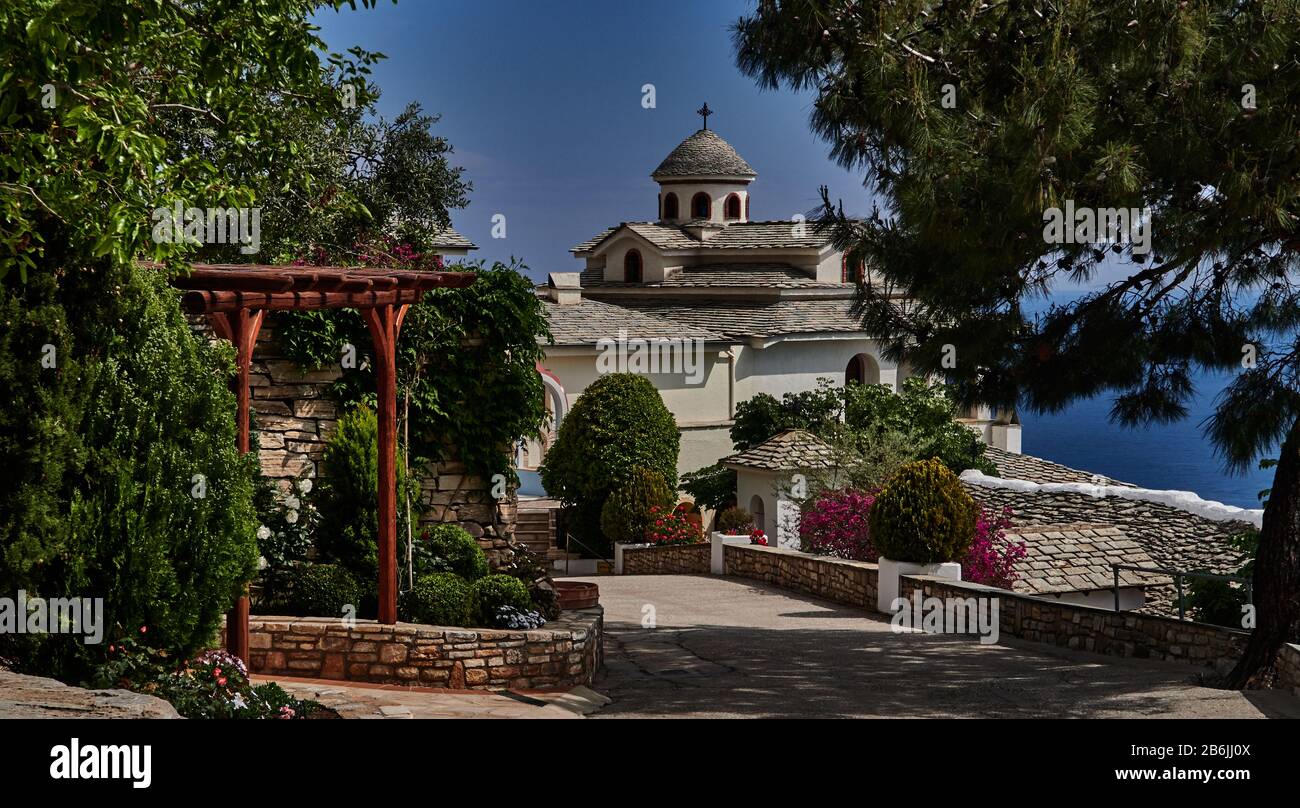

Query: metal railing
[562,532,612,576]
[1111,563,1252,621]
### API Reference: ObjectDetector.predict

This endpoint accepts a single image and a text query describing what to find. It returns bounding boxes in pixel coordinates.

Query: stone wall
[721,544,1247,671]
[235,608,602,690]
[898,574,1247,669]
[240,316,518,563]
[724,544,878,610]
[621,543,711,575]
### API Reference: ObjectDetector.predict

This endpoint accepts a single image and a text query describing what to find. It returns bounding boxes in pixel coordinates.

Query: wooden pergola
[158,263,475,662]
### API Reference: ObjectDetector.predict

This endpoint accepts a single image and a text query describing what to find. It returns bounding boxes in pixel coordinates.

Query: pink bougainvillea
[799,488,878,561]
[800,489,1025,588]
[961,505,1026,588]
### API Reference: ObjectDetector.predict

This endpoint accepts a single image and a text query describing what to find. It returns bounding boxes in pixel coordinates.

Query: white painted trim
[959,469,1264,528]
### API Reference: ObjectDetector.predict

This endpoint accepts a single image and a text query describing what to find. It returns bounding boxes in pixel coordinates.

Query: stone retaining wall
[898,574,1246,669]
[724,543,878,610]
[204,315,520,565]
[720,544,1247,671]
[235,608,602,690]
[621,543,711,575]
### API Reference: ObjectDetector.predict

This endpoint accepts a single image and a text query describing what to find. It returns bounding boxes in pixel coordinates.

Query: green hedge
[399,572,474,627]
[471,574,533,625]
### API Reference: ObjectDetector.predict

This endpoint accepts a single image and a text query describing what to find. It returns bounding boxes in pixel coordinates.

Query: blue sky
[312,0,869,282]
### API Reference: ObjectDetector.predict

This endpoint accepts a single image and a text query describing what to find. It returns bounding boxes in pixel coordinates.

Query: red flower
[217,677,227,686]
[139,625,148,634]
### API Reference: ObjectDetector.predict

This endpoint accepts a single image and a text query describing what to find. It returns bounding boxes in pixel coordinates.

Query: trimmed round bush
[289,564,362,618]
[471,574,534,625]
[869,458,978,563]
[539,373,680,553]
[422,523,489,580]
[399,573,473,627]
[600,468,674,544]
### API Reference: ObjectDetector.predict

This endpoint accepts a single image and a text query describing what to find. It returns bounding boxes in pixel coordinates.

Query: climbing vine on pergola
[155,262,475,661]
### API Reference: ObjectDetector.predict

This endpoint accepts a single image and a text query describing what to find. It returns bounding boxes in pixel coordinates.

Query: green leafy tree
[1,0,380,676]
[276,260,550,481]
[735,0,1300,687]
[730,380,843,451]
[846,378,996,475]
[540,373,680,554]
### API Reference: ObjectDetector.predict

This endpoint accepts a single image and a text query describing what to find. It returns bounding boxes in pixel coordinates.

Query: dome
[651,129,757,180]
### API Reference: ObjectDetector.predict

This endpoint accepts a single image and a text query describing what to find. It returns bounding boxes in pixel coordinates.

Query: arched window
[624,249,642,283]
[724,193,742,220]
[841,254,865,283]
[662,192,679,221]
[845,353,881,387]
[691,192,711,220]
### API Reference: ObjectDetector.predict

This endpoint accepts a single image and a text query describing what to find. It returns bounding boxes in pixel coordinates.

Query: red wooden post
[209,308,264,662]
[363,303,406,624]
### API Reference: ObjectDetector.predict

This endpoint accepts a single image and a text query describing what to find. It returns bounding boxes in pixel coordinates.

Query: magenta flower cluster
[963,505,1025,588]
[800,489,1025,588]
[799,488,878,561]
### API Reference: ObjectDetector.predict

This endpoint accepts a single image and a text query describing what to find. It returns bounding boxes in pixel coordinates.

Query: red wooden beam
[207,307,264,665]
[362,303,405,625]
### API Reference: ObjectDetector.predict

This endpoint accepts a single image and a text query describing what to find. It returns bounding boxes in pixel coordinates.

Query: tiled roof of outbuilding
[721,429,839,471]
[1006,524,1167,595]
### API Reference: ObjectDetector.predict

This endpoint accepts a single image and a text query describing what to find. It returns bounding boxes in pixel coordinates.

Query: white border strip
[959,469,1264,528]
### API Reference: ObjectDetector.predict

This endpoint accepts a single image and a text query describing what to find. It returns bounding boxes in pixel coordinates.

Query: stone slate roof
[429,226,477,250]
[572,221,832,255]
[617,296,862,339]
[721,429,838,471]
[540,297,726,346]
[651,129,757,179]
[984,446,1133,487]
[1006,524,1167,595]
[578,263,843,289]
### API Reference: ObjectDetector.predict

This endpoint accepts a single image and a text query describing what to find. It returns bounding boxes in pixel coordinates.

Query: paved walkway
[576,574,1300,719]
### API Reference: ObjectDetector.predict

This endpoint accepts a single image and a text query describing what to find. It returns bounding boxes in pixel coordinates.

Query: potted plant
[869,458,976,613]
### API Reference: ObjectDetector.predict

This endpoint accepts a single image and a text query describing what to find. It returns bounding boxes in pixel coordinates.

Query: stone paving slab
[0,668,180,719]
[257,675,583,719]
[578,574,1300,719]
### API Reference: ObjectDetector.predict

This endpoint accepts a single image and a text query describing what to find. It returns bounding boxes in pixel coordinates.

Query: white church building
[526,119,1021,479]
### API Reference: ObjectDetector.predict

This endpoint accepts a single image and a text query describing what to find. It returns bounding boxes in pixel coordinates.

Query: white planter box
[710,532,752,575]
[877,556,962,614]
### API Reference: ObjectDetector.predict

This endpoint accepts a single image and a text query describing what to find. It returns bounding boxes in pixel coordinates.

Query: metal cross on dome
[697,102,713,130]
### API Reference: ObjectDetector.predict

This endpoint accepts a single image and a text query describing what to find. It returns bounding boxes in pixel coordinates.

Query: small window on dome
[841,254,865,284]
[663,192,679,221]
[691,192,711,219]
[624,249,643,283]
[724,193,742,220]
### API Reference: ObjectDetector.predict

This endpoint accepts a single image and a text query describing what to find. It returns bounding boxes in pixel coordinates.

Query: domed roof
[651,129,756,180]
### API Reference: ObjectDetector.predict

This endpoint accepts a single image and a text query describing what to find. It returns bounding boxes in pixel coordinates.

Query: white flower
[256,525,271,541]
[297,478,313,494]
[231,694,247,710]
[284,495,301,511]
[285,510,299,524]
[258,556,269,570]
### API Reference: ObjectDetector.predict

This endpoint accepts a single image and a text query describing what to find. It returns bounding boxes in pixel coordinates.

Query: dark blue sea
[1019,293,1273,509]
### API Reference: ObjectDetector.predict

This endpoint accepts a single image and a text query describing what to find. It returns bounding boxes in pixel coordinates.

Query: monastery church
[526,113,1022,479]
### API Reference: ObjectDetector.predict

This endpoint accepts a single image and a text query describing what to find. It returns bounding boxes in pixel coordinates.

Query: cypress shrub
[600,468,674,544]
[869,458,978,563]
[399,572,473,627]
